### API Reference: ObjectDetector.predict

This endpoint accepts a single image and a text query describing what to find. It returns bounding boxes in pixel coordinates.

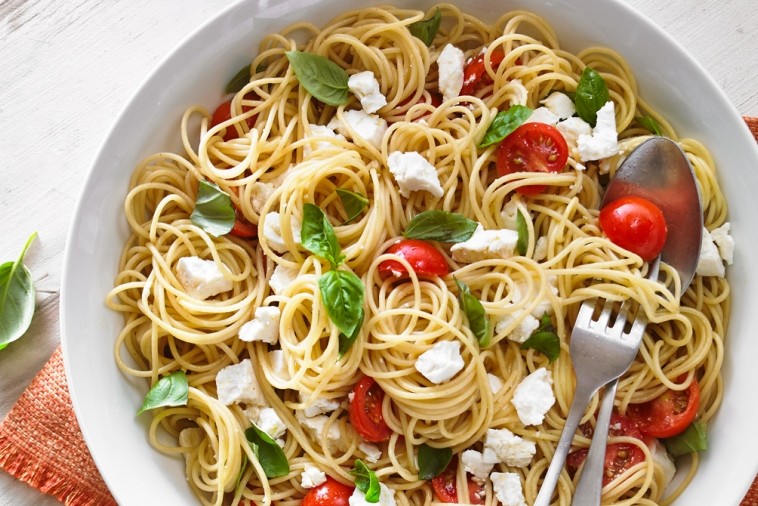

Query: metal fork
[533,257,659,506]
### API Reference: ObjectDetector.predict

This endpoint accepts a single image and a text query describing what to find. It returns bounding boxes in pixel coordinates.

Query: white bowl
[61,0,758,504]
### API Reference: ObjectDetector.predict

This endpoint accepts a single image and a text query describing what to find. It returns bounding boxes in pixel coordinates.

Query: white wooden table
[0,1,755,504]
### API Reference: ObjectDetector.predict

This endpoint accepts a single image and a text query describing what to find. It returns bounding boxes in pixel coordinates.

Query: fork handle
[572,378,619,505]
[534,382,597,506]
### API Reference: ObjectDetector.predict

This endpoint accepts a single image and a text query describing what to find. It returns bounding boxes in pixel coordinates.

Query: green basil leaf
[301,203,345,268]
[190,180,235,237]
[455,279,491,348]
[520,313,560,362]
[351,459,381,502]
[516,209,528,256]
[417,443,453,480]
[636,115,663,136]
[0,232,36,348]
[336,188,369,224]
[404,210,478,243]
[137,370,189,415]
[664,420,708,457]
[235,453,249,494]
[244,424,290,478]
[409,8,441,47]
[478,105,533,148]
[339,306,364,357]
[285,50,349,106]
[226,64,251,94]
[574,67,609,127]
[319,269,364,338]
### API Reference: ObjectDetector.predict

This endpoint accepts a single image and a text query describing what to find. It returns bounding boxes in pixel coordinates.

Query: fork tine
[609,299,633,331]
[575,298,597,326]
[594,299,615,328]
[628,305,649,337]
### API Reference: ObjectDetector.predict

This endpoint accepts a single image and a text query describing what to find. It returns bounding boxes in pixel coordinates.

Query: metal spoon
[571,137,703,505]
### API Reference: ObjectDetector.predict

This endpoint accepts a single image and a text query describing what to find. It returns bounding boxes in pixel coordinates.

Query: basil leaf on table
[319,269,365,338]
[336,188,369,224]
[636,115,664,136]
[190,180,235,237]
[417,443,453,479]
[285,50,349,106]
[225,64,251,94]
[455,279,491,348]
[478,105,532,148]
[516,209,528,256]
[301,203,345,268]
[408,8,441,47]
[665,420,708,457]
[0,232,37,349]
[137,370,189,415]
[245,424,290,478]
[520,313,560,362]
[351,459,381,502]
[339,306,364,357]
[404,210,478,243]
[574,67,609,126]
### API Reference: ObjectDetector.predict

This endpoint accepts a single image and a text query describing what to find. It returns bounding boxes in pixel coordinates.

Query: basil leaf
[339,306,364,357]
[301,203,345,268]
[244,424,290,478]
[319,269,364,338]
[226,64,251,94]
[574,67,609,126]
[404,210,478,243]
[417,443,453,480]
[636,115,663,136]
[0,232,36,348]
[336,188,369,224]
[352,459,381,502]
[190,180,235,237]
[520,313,560,362]
[455,279,491,348]
[137,370,189,415]
[516,209,528,256]
[235,453,249,494]
[665,420,708,457]
[409,8,441,47]
[285,51,349,106]
[478,105,533,148]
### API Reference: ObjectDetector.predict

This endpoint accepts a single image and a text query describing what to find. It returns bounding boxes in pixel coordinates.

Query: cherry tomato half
[210,94,258,141]
[302,476,355,506]
[431,461,485,504]
[229,208,258,239]
[496,122,569,195]
[460,49,506,97]
[348,376,393,443]
[598,195,668,261]
[378,239,450,279]
[626,379,700,438]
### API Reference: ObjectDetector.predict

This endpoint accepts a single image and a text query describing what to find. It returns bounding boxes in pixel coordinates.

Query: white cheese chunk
[649,439,676,490]
[556,117,592,160]
[511,276,559,317]
[541,91,575,119]
[487,373,504,394]
[262,211,302,253]
[500,196,526,230]
[461,449,494,482]
[524,106,559,125]
[533,236,548,261]
[577,101,619,161]
[387,151,444,198]
[450,225,519,263]
[359,442,383,463]
[295,410,343,444]
[304,124,346,157]
[508,79,529,106]
[269,349,291,382]
[511,368,556,426]
[491,472,527,506]
[349,483,397,506]
[257,407,287,439]
[710,222,735,264]
[215,359,265,406]
[300,464,327,489]
[482,428,536,467]
[239,306,281,344]
[696,226,726,277]
[269,263,299,295]
[438,44,465,101]
[250,181,275,214]
[300,391,341,417]
[348,71,387,114]
[415,341,465,384]
[495,307,540,343]
[328,110,388,150]
[176,257,233,301]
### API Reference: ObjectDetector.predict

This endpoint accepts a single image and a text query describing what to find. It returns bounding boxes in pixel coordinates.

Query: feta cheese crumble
[387,151,444,198]
[541,91,576,120]
[348,71,387,113]
[239,306,281,344]
[511,368,556,426]
[358,442,383,463]
[300,391,341,417]
[176,257,233,300]
[300,464,327,489]
[257,407,287,439]
[328,110,388,150]
[696,226,729,277]
[349,482,397,506]
[262,211,302,253]
[461,449,494,482]
[269,263,299,295]
[250,181,275,214]
[556,117,592,160]
[215,359,265,406]
[450,225,519,263]
[710,222,734,265]
[304,124,346,157]
[577,101,619,161]
[495,307,540,343]
[524,106,559,125]
[269,349,291,382]
[487,373,504,394]
[482,428,536,467]
[415,340,465,384]
[437,44,465,101]
[491,472,527,506]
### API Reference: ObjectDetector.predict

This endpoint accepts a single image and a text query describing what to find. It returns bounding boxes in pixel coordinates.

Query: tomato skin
[599,196,668,261]
[378,239,450,279]
[302,477,354,506]
[210,95,257,141]
[431,462,485,504]
[229,209,258,239]
[460,49,506,97]
[348,376,393,443]
[496,122,569,195]
[626,380,700,438]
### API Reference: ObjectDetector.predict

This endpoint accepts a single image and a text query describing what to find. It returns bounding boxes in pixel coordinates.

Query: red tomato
[460,49,506,97]
[229,208,258,239]
[378,239,450,279]
[302,477,354,506]
[210,94,258,141]
[397,91,442,121]
[348,376,393,443]
[496,122,569,195]
[599,196,668,261]
[431,462,485,504]
[626,379,700,438]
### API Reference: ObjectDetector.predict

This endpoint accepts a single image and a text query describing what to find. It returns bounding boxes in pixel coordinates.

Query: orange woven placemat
[1,120,757,506]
